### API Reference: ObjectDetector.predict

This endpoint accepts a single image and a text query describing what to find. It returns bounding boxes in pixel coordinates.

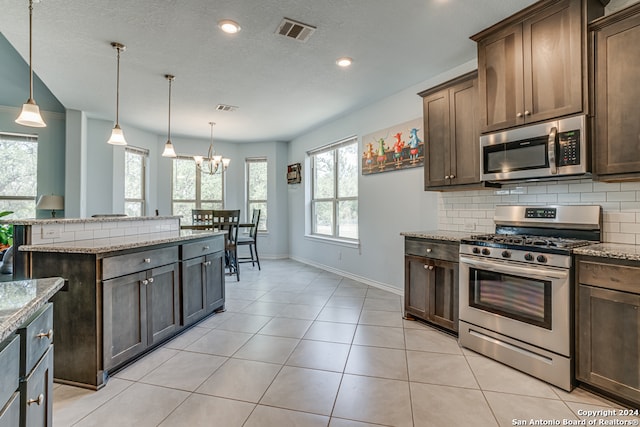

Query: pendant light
[107,42,127,145]
[162,74,177,157]
[194,122,230,174]
[15,0,46,128]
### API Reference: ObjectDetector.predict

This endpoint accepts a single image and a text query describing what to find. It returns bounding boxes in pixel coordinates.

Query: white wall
[287,60,478,293]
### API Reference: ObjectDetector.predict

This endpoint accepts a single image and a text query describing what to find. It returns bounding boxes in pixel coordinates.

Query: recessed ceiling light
[218,19,241,34]
[336,57,353,67]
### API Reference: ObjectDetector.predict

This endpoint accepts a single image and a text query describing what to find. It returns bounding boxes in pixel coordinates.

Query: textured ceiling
[0,0,537,143]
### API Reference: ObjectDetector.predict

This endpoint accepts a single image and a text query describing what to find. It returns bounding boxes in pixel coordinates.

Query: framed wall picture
[287,163,301,184]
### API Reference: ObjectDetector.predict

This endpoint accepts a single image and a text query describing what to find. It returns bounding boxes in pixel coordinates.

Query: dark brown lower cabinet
[19,346,53,427]
[181,250,224,327]
[404,238,459,333]
[576,256,640,407]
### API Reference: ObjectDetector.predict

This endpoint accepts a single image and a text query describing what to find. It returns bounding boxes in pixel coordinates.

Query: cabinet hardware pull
[144,258,151,263]
[27,394,44,406]
[524,110,531,116]
[142,279,149,285]
[204,261,212,266]
[428,266,434,270]
[203,246,210,250]
[36,329,53,340]
[148,277,154,283]
[516,112,523,118]
[426,248,432,253]
[449,174,455,179]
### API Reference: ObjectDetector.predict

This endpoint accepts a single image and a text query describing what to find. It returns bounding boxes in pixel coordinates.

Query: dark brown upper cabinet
[472,0,604,133]
[591,3,640,181]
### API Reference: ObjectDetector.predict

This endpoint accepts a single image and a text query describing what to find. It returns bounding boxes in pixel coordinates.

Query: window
[246,157,268,231]
[124,147,147,217]
[171,156,224,224]
[0,132,38,217]
[310,136,358,240]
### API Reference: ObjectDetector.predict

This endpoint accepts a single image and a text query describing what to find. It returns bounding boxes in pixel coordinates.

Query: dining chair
[238,209,261,270]
[212,209,240,281]
[192,209,214,226]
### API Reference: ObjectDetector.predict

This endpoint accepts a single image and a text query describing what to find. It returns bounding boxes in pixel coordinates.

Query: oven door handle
[459,256,568,280]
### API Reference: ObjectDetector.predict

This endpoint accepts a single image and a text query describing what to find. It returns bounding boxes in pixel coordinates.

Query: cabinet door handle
[142,279,149,285]
[27,394,44,406]
[524,110,531,116]
[426,248,432,253]
[516,112,523,118]
[204,260,212,266]
[428,265,434,270]
[148,277,154,283]
[449,174,455,179]
[444,175,450,179]
[144,258,151,263]
[36,329,53,340]
[203,246,210,250]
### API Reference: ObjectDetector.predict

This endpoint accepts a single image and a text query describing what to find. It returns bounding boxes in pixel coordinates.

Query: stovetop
[464,234,593,250]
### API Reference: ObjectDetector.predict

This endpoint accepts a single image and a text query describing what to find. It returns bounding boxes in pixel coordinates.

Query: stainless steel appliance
[458,205,602,391]
[481,115,588,182]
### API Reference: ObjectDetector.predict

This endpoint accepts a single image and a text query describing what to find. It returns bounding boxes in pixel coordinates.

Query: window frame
[171,155,225,223]
[124,146,148,217]
[0,132,38,218]
[245,157,268,232]
[308,136,359,242]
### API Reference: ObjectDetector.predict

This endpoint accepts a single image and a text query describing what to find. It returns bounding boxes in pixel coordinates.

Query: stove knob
[537,255,547,263]
[524,253,534,261]
[472,247,480,254]
[501,250,511,258]
[481,248,491,255]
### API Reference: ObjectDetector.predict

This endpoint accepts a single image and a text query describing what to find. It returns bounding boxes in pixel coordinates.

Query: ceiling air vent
[215,104,238,112]
[276,18,316,42]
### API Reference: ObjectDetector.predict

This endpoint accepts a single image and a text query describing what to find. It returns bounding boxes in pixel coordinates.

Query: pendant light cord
[115,46,121,126]
[167,77,172,140]
[28,0,34,101]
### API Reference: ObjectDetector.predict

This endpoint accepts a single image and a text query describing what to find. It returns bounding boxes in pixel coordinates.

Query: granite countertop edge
[0,216,180,226]
[0,277,65,343]
[18,230,225,254]
[400,230,479,242]
[573,243,640,262]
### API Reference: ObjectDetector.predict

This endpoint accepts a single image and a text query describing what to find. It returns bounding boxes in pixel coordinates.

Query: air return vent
[276,18,316,42]
[215,104,238,112]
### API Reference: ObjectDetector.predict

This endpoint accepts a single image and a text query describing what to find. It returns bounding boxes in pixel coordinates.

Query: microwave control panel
[557,130,580,166]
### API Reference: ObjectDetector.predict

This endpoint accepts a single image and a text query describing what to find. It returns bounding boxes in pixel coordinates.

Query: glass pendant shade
[16,100,46,127]
[162,140,177,158]
[107,124,127,145]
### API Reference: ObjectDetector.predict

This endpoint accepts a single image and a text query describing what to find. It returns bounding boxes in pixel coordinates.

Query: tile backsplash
[438,179,640,244]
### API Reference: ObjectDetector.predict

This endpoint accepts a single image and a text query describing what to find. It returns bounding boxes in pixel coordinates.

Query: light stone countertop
[573,242,640,262]
[0,277,65,343]
[400,230,482,242]
[0,215,180,226]
[18,230,225,255]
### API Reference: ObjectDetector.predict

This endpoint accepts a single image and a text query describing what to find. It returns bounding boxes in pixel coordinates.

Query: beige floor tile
[333,287,368,298]
[277,303,324,319]
[404,328,461,354]
[158,393,254,426]
[484,391,578,426]
[358,309,404,327]
[220,298,254,313]
[258,317,313,338]
[326,296,365,310]
[553,386,619,407]
[352,325,405,349]
[329,418,388,427]
[241,300,289,316]
[243,405,330,427]
[466,355,559,399]
[224,288,267,301]
[197,310,233,328]
[410,382,497,427]
[407,350,479,388]
[365,288,401,300]
[286,339,350,372]
[73,382,189,427]
[53,378,133,427]
[162,326,210,350]
[216,313,273,333]
[333,374,413,427]
[345,345,408,380]
[363,297,402,312]
[260,366,342,415]
[185,328,253,356]
[196,358,282,403]
[402,318,434,329]
[139,351,226,391]
[304,321,357,344]
[113,347,179,381]
[292,293,332,306]
[233,334,299,364]
[258,291,301,303]
[317,306,361,324]
[338,279,369,289]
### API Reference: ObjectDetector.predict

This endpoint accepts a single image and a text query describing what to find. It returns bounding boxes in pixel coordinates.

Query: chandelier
[194,122,230,174]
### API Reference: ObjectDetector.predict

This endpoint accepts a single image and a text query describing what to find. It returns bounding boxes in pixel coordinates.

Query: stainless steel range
[458,205,602,391]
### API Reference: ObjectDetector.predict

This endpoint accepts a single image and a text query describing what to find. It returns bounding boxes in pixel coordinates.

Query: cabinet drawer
[404,238,459,262]
[0,335,19,413]
[19,345,52,427]
[181,238,224,260]
[578,259,639,294]
[17,304,53,377]
[102,246,178,280]
[0,392,19,427]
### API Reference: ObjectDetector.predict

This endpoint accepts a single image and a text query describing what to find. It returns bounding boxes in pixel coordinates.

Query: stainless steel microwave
[480,115,588,182]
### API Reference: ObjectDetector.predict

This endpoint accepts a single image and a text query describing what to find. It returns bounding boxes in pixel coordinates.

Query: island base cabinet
[19,346,53,427]
[147,263,180,344]
[180,245,225,327]
[577,284,640,406]
[0,393,19,427]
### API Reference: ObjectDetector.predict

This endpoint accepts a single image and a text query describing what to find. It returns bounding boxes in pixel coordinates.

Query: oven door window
[483,136,549,174]
[468,268,551,329]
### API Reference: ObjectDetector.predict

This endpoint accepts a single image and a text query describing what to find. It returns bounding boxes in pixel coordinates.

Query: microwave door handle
[548,126,557,174]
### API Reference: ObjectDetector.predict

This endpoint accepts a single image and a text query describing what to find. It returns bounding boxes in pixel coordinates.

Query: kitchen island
[13,217,226,389]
